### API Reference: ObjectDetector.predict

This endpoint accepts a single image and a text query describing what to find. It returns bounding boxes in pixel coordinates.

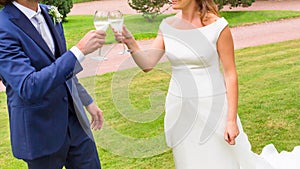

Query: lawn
[0,38,299,168]
[1,7,300,168]
[63,10,300,49]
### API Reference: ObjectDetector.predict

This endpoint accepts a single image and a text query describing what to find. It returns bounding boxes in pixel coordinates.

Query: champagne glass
[108,10,131,55]
[92,10,110,61]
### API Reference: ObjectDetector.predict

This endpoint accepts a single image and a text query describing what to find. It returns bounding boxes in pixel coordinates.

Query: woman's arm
[217,26,240,145]
[115,26,165,72]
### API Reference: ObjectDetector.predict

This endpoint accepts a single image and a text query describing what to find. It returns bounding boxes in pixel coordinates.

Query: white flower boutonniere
[48,6,63,24]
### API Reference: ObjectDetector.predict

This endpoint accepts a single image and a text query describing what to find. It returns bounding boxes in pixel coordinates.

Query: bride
[114,0,300,168]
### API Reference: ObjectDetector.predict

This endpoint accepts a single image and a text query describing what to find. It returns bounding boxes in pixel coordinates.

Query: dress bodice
[160,16,229,97]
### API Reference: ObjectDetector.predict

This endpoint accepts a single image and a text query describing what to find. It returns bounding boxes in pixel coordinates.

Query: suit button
[63,96,68,101]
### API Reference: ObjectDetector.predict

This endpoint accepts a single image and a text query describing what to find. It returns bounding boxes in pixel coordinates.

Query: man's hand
[76,30,106,55]
[86,102,103,130]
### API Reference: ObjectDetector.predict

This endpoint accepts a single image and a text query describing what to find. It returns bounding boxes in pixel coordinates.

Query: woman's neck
[180,1,200,23]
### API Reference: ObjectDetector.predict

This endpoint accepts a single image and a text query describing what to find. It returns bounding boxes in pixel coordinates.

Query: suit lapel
[40,6,65,57]
[5,3,55,61]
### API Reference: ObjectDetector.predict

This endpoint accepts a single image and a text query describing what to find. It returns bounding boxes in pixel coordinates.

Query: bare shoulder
[163,14,187,28]
[203,12,220,26]
[164,14,180,25]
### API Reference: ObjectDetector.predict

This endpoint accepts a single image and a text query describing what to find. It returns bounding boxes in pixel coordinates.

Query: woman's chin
[172,6,181,10]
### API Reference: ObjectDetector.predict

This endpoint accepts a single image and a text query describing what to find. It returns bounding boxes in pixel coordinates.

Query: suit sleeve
[0,27,82,103]
[55,21,94,106]
[73,76,93,106]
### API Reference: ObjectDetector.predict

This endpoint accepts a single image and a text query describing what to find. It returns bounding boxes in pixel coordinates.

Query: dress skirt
[164,93,300,169]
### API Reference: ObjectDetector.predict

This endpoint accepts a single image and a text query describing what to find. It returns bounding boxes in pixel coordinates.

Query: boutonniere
[48,6,63,24]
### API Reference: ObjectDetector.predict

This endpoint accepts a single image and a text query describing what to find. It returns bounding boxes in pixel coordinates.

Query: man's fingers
[98,111,104,129]
[91,118,96,130]
[90,110,103,130]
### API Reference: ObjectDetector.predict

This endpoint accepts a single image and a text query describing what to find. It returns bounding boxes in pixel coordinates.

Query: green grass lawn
[63,10,300,49]
[0,38,299,168]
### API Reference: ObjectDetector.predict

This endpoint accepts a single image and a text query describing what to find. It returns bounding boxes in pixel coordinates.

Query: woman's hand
[113,25,133,44]
[224,121,239,145]
[112,25,165,72]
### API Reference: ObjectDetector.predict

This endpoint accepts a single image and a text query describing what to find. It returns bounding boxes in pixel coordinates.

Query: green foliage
[40,0,73,21]
[216,0,256,9]
[128,0,171,22]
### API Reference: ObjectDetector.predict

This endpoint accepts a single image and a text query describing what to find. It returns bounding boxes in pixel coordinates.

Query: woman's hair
[0,0,13,6]
[196,0,220,23]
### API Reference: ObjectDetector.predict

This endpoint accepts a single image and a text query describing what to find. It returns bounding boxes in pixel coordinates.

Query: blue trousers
[24,111,101,169]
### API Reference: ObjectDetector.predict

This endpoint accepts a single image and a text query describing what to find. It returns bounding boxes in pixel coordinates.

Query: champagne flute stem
[122,43,127,53]
[98,47,102,57]
[99,47,108,60]
[118,32,130,55]
[92,47,107,61]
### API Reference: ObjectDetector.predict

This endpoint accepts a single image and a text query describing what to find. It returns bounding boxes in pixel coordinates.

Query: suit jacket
[0,3,93,160]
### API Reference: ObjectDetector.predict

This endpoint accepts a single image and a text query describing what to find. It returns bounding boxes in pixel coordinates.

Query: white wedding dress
[160,16,300,169]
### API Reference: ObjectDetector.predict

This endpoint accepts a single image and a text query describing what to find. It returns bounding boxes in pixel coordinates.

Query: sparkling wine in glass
[92,10,110,61]
[108,10,131,55]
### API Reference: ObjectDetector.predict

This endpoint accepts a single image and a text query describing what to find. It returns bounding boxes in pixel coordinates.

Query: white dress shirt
[12,1,84,62]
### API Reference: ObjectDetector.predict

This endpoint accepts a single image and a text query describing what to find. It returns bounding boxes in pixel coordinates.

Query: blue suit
[0,3,97,164]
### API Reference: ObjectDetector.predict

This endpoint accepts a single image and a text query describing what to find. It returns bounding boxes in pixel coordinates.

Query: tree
[40,0,73,22]
[128,0,255,21]
[128,0,171,22]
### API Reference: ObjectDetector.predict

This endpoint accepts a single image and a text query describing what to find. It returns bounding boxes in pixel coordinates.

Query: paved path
[1,0,300,91]
[72,0,300,78]
[77,17,300,79]
[69,0,175,15]
[69,0,300,15]
[222,0,300,11]
[231,17,300,49]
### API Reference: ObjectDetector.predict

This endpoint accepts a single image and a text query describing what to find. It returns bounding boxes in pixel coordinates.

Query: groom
[0,0,105,168]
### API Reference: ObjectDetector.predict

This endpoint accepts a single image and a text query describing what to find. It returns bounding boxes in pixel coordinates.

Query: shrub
[40,0,73,21]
